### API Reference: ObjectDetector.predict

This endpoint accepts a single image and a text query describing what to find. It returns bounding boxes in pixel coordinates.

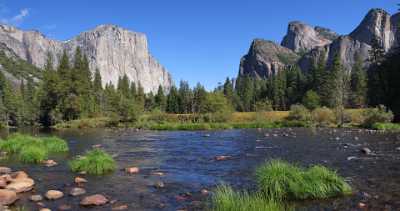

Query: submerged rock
[200,189,209,196]
[125,167,140,174]
[30,194,43,202]
[43,160,58,167]
[69,187,86,196]
[45,190,64,200]
[154,181,165,189]
[0,189,18,205]
[0,167,11,175]
[80,194,108,206]
[58,204,72,210]
[74,177,88,184]
[215,156,232,161]
[112,204,129,210]
[39,208,51,211]
[361,147,372,155]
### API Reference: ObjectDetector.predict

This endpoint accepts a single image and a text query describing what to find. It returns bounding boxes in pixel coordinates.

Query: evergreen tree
[350,55,367,108]
[192,83,207,113]
[166,86,179,113]
[178,80,193,113]
[154,85,167,111]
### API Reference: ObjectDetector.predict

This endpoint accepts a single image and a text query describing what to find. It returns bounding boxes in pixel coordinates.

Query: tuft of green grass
[372,123,400,131]
[0,133,69,164]
[212,185,287,211]
[42,136,69,153]
[70,149,116,175]
[19,145,48,163]
[256,160,352,200]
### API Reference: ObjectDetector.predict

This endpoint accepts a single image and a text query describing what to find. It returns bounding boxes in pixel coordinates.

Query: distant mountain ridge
[239,8,400,78]
[0,24,173,93]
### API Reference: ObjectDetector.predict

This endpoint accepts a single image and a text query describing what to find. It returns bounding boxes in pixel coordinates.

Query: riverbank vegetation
[70,149,116,175]
[213,160,351,211]
[0,133,68,163]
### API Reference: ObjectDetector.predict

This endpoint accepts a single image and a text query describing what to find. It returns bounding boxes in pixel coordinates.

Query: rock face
[0,24,172,93]
[281,21,338,53]
[239,8,400,79]
[239,39,299,78]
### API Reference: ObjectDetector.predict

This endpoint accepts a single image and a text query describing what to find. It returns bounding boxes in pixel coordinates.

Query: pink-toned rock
[13,171,29,180]
[6,178,35,193]
[69,187,86,196]
[80,194,108,206]
[43,160,58,167]
[200,189,209,196]
[112,204,129,210]
[358,202,367,209]
[125,167,140,174]
[0,167,11,174]
[215,156,232,161]
[151,172,165,176]
[0,174,12,183]
[0,178,7,188]
[39,208,51,211]
[74,177,88,184]
[0,189,18,205]
[45,190,64,200]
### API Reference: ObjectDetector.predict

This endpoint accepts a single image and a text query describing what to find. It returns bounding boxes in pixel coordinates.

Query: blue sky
[0,0,398,89]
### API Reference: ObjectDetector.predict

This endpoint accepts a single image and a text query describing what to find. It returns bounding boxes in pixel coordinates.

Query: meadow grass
[372,123,400,131]
[212,185,287,211]
[0,133,69,164]
[256,160,352,200]
[70,149,116,175]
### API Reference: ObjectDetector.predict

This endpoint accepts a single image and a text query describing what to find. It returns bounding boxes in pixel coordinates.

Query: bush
[70,149,116,175]
[212,185,286,211]
[363,105,394,128]
[312,107,335,127]
[302,90,320,110]
[256,160,352,200]
[19,146,48,163]
[255,100,273,112]
[372,123,400,131]
[287,105,311,123]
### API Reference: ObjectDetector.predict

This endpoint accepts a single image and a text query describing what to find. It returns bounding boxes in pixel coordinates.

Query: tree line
[0,36,398,127]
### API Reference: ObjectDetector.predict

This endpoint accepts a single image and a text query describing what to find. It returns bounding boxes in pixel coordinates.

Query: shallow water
[1,128,400,210]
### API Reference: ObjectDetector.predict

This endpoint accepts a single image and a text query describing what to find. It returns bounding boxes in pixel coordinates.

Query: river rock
[125,167,140,174]
[45,190,64,200]
[69,187,86,196]
[0,189,18,205]
[12,171,29,180]
[30,194,43,202]
[396,147,400,151]
[215,156,232,161]
[39,208,51,211]
[151,172,165,176]
[58,204,72,210]
[0,167,11,175]
[112,204,129,210]
[361,147,372,155]
[0,178,7,188]
[200,189,209,196]
[6,178,35,193]
[74,177,88,184]
[154,181,165,189]
[43,160,58,167]
[80,194,108,206]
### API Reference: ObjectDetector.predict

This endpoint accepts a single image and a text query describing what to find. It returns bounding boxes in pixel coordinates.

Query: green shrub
[287,105,311,123]
[70,149,116,175]
[256,160,351,200]
[363,105,394,128]
[212,185,286,211]
[312,107,335,127]
[302,90,320,110]
[19,146,48,163]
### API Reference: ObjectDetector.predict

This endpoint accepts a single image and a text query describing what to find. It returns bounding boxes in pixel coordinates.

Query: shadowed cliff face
[0,24,172,93]
[239,8,400,78]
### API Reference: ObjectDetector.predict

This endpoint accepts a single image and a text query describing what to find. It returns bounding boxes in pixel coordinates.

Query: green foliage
[212,185,286,211]
[287,104,311,122]
[363,105,394,128]
[372,122,400,131]
[302,90,320,110]
[19,146,48,163]
[0,133,68,163]
[312,107,335,127]
[70,149,116,175]
[256,160,352,200]
[350,55,367,108]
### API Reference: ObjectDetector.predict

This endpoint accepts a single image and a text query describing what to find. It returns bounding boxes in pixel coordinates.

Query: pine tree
[178,81,193,113]
[350,55,367,108]
[166,86,180,113]
[154,85,167,111]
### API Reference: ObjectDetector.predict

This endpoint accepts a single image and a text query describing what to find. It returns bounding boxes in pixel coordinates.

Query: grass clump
[0,133,69,164]
[256,160,352,200]
[70,149,116,175]
[372,122,400,131]
[213,185,286,211]
[19,146,48,163]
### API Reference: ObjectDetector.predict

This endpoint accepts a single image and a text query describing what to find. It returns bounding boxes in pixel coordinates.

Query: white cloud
[1,8,30,26]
